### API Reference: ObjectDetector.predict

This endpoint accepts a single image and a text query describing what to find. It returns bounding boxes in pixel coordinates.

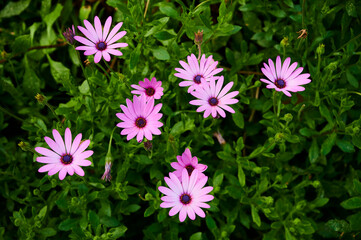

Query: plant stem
[144,0,150,18]
[45,102,60,122]
[0,105,24,122]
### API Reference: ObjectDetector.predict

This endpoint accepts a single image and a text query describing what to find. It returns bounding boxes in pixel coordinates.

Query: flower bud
[280,37,289,47]
[101,153,113,182]
[316,43,325,56]
[35,93,46,104]
[194,30,203,45]
[63,25,76,44]
[284,113,293,122]
[144,141,153,151]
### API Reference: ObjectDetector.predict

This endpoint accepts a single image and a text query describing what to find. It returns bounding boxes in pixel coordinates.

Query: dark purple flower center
[145,87,155,96]
[208,97,218,106]
[275,79,286,89]
[180,193,192,205]
[61,154,73,165]
[135,117,147,128]
[185,165,194,175]
[193,75,202,84]
[96,41,107,51]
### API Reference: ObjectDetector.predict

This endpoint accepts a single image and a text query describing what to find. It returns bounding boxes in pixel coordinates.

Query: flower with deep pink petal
[74,16,128,63]
[116,95,163,143]
[35,128,93,180]
[131,77,164,102]
[260,56,311,97]
[189,76,239,118]
[158,169,214,222]
[174,54,223,93]
[171,148,207,181]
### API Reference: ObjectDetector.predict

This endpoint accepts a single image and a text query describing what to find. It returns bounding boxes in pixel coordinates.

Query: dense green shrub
[1,0,361,239]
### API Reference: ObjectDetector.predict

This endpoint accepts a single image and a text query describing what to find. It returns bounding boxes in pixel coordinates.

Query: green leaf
[108,225,127,238]
[40,228,57,237]
[348,212,361,230]
[190,232,203,240]
[232,110,244,129]
[58,219,77,231]
[353,179,361,195]
[47,55,76,94]
[0,0,31,18]
[321,132,337,155]
[213,173,224,188]
[11,35,31,54]
[144,206,155,217]
[79,80,90,95]
[129,44,142,69]
[154,31,176,41]
[151,47,170,60]
[309,139,319,164]
[319,104,333,123]
[341,197,361,209]
[88,210,100,230]
[336,139,355,153]
[346,69,358,88]
[159,5,179,19]
[238,164,246,187]
[285,227,297,240]
[43,4,63,37]
[251,205,261,227]
[37,206,47,220]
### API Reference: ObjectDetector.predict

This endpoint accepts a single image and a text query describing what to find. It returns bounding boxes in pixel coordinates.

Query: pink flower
[171,148,207,181]
[260,56,311,97]
[175,54,223,93]
[116,95,163,143]
[35,128,93,180]
[189,76,239,118]
[158,169,214,222]
[131,77,164,102]
[74,16,128,63]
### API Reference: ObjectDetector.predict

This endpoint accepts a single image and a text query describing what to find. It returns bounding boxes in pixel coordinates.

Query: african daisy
[171,148,207,181]
[35,128,93,180]
[74,16,128,63]
[189,76,239,118]
[116,95,163,143]
[175,54,223,93]
[260,56,311,97]
[159,169,214,222]
[131,77,164,102]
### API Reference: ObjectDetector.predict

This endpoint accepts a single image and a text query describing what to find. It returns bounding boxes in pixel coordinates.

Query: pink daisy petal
[102,16,112,42]
[94,51,102,63]
[106,22,123,42]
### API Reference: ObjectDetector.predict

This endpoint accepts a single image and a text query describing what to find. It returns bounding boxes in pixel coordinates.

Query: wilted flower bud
[101,153,113,182]
[213,131,226,145]
[280,37,289,47]
[297,29,307,39]
[63,25,76,44]
[316,43,325,56]
[144,141,152,151]
[194,30,203,45]
[35,93,45,104]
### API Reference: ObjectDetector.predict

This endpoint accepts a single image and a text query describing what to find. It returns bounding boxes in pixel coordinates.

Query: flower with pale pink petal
[116,95,163,143]
[74,16,128,63]
[131,77,164,102]
[159,169,214,222]
[260,56,311,97]
[35,128,93,180]
[189,76,239,118]
[174,54,223,93]
[171,148,207,181]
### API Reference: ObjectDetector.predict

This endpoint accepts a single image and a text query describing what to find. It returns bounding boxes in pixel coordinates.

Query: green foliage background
[1,0,361,239]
